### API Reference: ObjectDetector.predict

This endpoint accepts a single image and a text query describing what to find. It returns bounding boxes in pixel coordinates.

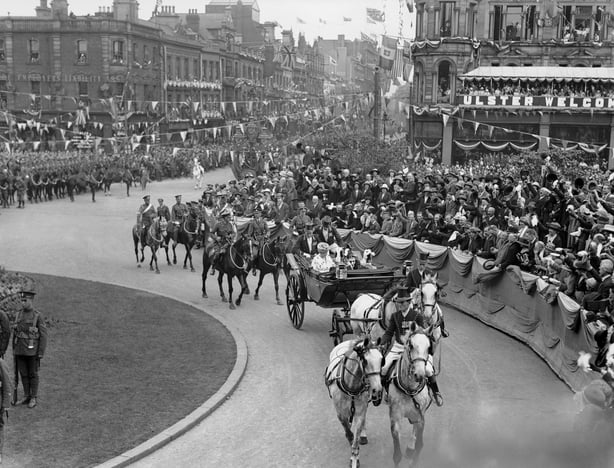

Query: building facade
[411,0,614,164]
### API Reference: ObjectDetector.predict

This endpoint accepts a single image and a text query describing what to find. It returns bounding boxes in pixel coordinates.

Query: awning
[459,66,614,82]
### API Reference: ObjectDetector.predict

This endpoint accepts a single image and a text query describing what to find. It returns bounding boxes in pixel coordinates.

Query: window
[524,6,536,40]
[491,5,504,41]
[467,4,476,38]
[184,58,189,79]
[416,6,424,38]
[193,59,199,79]
[0,80,7,109]
[176,57,181,78]
[574,6,593,42]
[112,40,124,63]
[0,39,5,62]
[77,40,88,64]
[30,81,41,109]
[203,60,208,81]
[143,45,149,64]
[78,81,88,97]
[560,6,573,40]
[28,39,40,63]
[595,6,607,41]
[439,2,454,37]
[505,6,522,41]
[152,46,158,64]
[133,42,138,62]
[436,61,452,103]
[114,82,124,97]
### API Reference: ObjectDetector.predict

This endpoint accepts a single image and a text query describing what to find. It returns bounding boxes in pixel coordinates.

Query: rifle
[11,354,17,406]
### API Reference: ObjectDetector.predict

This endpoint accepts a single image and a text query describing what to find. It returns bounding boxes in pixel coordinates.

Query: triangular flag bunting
[33,142,40,151]
[474,121,480,134]
[180,131,187,142]
[442,114,449,127]
[172,147,180,157]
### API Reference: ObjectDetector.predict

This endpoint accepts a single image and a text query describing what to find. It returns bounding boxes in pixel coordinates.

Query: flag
[361,32,377,45]
[154,0,162,14]
[404,63,414,84]
[406,0,414,13]
[366,16,376,24]
[379,36,397,70]
[391,47,404,84]
[319,18,327,24]
[296,17,306,24]
[366,8,384,22]
[343,17,352,22]
[329,56,337,66]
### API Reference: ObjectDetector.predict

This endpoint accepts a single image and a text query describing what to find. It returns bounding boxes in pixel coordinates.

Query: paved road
[1,170,583,468]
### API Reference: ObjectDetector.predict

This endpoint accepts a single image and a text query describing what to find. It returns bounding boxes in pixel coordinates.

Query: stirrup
[441,329,449,338]
[433,392,443,407]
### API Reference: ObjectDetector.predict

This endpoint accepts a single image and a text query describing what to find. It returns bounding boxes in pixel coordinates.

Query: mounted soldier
[137,195,157,247]
[245,207,270,275]
[208,208,237,274]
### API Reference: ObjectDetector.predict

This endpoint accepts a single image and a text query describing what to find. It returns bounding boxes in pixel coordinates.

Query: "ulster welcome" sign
[458,94,614,109]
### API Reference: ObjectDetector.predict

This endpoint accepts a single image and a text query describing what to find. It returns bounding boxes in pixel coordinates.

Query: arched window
[436,60,454,103]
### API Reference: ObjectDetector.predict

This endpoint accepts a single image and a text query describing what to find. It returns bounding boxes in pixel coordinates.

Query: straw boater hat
[317,242,329,253]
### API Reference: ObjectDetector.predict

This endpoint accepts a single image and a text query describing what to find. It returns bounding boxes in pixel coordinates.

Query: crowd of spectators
[203,149,614,334]
[460,80,614,99]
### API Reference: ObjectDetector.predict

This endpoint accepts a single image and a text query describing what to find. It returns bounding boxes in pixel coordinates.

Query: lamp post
[383,112,389,140]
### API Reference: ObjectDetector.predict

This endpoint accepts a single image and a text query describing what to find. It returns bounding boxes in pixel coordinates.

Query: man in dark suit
[582,258,614,306]
[295,222,318,256]
[315,215,343,246]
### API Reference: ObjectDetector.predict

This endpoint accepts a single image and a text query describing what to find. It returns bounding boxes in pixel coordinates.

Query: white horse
[192,158,204,189]
[387,322,433,468]
[349,293,399,342]
[325,337,384,468]
[418,271,444,359]
[575,336,614,438]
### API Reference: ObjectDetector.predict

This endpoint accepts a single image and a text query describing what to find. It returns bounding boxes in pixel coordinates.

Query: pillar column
[608,115,614,170]
[538,113,551,151]
[442,117,453,165]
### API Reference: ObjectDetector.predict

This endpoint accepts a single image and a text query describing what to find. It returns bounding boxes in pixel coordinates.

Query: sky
[7,0,414,43]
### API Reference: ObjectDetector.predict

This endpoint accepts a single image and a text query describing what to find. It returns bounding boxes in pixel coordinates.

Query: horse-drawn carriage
[283,253,402,343]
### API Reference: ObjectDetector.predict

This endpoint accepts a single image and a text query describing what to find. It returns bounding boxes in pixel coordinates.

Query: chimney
[186,9,200,34]
[35,0,52,18]
[50,0,69,19]
[113,0,139,22]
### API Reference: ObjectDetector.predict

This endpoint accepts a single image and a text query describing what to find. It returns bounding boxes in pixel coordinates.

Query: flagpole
[374,66,381,141]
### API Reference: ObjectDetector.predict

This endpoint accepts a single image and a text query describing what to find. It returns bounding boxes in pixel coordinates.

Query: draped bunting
[557,292,582,331]
[454,140,481,151]
[422,140,442,151]
[481,142,510,152]
[506,265,537,294]
[509,142,537,151]
[448,249,473,277]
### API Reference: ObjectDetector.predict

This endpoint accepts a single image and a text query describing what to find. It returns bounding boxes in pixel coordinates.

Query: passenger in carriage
[311,242,336,273]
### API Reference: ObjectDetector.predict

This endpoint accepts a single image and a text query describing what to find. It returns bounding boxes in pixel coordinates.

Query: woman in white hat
[311,242,336,273]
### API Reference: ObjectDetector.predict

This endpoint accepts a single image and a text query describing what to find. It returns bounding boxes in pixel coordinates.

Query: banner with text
[458,94,614,109]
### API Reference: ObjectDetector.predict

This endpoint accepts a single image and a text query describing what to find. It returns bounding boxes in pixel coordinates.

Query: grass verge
[5,274,236,468]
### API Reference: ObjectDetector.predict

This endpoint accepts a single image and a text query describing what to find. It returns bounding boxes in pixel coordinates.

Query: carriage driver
[245,207,269,276]
[209,207,237,274]
[380,286,444,407]
[137,195,157,246]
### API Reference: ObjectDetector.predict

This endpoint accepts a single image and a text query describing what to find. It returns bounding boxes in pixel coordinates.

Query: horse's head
[420,270,440,314]
[157,217,168,236]
[353,337,384,405]
[403,323,431,381]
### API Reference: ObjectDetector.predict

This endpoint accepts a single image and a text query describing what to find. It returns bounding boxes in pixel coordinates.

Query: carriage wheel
[286,275,305,329]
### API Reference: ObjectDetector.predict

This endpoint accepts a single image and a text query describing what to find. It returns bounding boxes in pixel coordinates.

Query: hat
[519,216,530,226]
[322,215,332,224]
[394,286,413,302]
[20,289,36,298]
[143,195,150,200]
[317,242,329,252]
[175,194,182,198]
[418,251,430,261]
[219,208,231,217]
[158,198,163,202]
[546,222,562,231]
[381,184,389,190]
[305,221,314,229]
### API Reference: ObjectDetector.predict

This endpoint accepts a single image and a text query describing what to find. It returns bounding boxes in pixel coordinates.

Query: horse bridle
[183,217,199,236]
[229,242,250,271]
[260,241,280,268]
[405,331,430,374]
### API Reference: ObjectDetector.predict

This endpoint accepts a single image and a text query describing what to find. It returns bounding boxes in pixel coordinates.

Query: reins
[183,217,199,236]
[260,242,279,268]
[229,243,249,271]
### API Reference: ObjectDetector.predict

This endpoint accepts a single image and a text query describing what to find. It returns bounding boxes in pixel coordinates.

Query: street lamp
[383,112,389,139]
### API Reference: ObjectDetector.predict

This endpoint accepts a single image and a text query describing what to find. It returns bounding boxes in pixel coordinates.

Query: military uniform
[13,290,47,408]
[246,210,269,272]
[137,197,157,245]
[209,213,236,269]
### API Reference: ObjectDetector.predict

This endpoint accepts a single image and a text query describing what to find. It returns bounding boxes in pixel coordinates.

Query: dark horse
[132,217,169,274]
[253,237,286,305]
[169,213,201,272]
[202,235,251,309]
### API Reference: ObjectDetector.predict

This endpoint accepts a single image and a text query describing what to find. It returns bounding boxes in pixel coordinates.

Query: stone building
[411,0,614,164]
